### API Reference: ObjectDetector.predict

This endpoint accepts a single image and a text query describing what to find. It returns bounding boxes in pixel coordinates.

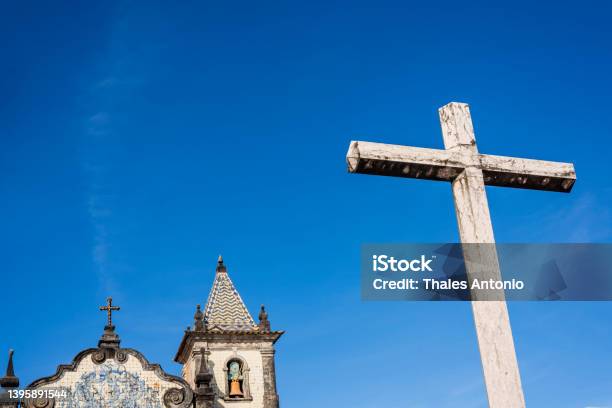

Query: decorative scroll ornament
[31,398,54,408]
[163,388,186,408]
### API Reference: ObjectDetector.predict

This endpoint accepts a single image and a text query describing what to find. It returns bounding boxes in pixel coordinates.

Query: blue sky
[1,1,612,407]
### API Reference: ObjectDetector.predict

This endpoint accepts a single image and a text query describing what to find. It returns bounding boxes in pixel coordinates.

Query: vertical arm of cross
[439,102,478,150]
[439,102,526,408]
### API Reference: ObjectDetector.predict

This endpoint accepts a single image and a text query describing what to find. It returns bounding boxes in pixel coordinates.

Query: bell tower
[175,256,284,408]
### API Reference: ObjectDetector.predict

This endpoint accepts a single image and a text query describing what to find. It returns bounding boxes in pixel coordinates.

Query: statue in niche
[228,360,244,398]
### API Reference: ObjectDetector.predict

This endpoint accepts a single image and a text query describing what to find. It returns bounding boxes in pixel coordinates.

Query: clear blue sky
[1,1,611,407]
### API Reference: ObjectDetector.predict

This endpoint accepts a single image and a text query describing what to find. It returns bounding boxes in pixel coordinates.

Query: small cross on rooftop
[99,297,120,326]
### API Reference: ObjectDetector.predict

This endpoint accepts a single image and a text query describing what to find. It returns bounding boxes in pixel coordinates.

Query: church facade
[0,257,283,408]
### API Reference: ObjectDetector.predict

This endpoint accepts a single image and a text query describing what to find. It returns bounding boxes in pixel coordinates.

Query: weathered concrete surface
[346,107,575,193]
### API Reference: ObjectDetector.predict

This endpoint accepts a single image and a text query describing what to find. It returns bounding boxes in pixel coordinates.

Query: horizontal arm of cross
[346,140,576,192]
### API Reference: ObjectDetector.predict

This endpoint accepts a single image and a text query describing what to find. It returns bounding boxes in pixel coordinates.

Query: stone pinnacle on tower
[216,255,227,273]
[0,349,18,389]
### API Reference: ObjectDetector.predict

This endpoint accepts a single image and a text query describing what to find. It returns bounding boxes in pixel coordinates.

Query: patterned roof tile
[203,256,258,332]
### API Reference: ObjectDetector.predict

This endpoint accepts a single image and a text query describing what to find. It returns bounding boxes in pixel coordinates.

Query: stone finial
[194,304,204,331]
[216,255,227,273]
[196,348,210,379]
[0,349,19,388]
[195,347,215,401]
[258,305,271,333]
[258,304,267,321]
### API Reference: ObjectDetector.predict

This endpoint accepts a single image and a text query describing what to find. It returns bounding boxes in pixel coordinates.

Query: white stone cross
[346,102,576,408]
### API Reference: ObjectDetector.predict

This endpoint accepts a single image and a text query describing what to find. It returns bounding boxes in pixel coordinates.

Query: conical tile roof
[203,256,258,332]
